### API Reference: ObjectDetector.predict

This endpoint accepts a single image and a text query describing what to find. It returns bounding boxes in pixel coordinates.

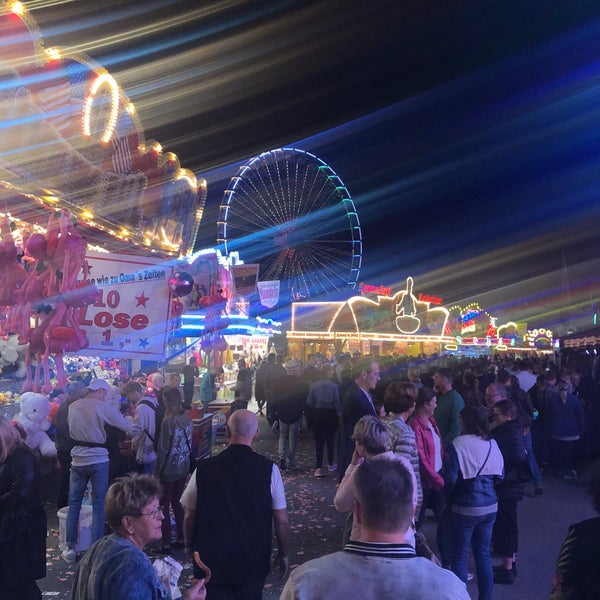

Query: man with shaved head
[182,410,290,600]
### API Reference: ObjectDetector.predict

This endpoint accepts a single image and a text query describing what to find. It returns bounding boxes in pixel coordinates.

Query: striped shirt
[343,541,415,559]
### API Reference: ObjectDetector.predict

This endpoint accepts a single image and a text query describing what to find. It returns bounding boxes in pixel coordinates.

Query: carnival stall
[287,276,554,360]
[0,1,210,404]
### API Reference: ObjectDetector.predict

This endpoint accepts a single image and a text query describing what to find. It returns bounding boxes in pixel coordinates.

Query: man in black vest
[182,409,290,600]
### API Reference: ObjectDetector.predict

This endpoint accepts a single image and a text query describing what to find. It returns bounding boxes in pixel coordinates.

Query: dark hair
[320,363,333,377]
[121,381,143,396]
[435,367,454,384]
[384,381,417,414]
[162,385,184,417]
[493,399,518,420]
[354,460,414,533]
[104,474,161,533]
[497,369,511,385]
[415,386,436,410]
[459,405,490,439]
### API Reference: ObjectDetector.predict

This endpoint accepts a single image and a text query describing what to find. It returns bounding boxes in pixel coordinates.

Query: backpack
[139,399,165,449]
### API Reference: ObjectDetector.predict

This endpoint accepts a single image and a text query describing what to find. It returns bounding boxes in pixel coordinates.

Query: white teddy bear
[14,391,57,457]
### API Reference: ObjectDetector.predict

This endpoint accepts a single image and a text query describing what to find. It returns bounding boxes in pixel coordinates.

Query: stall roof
[560,326,600,350]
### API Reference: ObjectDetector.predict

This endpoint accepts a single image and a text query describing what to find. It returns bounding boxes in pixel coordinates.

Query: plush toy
[14,391,57,457]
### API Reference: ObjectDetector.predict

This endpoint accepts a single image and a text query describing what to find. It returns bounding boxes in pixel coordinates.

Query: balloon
[51,326,76,341]
[169,271,194,297]
[25,233,49,260]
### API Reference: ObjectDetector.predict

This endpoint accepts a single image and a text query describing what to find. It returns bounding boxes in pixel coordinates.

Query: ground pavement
[38,405,597,599]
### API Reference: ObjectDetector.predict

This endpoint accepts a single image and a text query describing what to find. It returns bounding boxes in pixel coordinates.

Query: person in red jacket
[409,386,445,529]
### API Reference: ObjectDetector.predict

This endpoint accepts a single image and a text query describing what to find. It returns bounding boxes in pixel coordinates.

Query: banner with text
[258,280,280,309]
[77,252,173,359]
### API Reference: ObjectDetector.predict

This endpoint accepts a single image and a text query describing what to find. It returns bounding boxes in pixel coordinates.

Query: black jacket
[491,419,528,501]
[551,516,600,600]
[0,445,47,585]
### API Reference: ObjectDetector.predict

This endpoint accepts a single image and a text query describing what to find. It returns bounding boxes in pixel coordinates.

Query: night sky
[30,0,600,333]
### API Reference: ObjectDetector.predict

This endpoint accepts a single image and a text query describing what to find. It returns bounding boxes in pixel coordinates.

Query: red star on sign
[135,292,150,307]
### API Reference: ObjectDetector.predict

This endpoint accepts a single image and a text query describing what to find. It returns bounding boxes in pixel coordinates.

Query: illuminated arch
[82,72,120,143]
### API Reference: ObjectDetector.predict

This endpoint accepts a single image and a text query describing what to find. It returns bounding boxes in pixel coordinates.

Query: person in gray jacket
[382,381,423,517]
[154,386,192,554]
[282,459,469,600]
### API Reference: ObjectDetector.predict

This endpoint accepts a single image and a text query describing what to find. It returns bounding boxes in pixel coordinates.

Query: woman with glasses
[71,473,205,600]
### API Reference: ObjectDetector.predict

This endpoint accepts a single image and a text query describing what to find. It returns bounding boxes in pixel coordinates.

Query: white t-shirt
[180,463,286,510]
[427,420,443,472]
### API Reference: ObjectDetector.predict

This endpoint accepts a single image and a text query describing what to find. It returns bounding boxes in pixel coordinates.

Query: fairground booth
[287,276,556,360]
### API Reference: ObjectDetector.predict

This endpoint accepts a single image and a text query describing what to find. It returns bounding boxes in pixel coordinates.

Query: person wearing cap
[272,359,309,471]
[63,378,134,564]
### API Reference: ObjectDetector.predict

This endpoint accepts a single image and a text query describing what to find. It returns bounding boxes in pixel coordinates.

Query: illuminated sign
[418,293,443,305]
[524,328,553,350]
[290,277,452,343]
[359,283,392,297]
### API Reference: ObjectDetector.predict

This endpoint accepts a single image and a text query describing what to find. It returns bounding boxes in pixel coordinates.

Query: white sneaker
[62,548,77,564]
[467,572,474,582]
[328,464,337,472]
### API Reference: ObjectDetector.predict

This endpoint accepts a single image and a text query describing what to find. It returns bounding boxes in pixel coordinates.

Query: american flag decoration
[35,60,89,141]
[111,109,137,174]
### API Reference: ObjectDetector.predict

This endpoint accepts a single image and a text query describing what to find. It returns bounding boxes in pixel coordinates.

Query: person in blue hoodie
[548,379,584,480]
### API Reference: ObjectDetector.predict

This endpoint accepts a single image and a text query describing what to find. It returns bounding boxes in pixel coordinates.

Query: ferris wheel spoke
[301,249,348,285]
[219,148,362,297]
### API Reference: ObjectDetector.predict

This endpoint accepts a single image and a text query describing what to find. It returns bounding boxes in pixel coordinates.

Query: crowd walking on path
[2,351,600,599]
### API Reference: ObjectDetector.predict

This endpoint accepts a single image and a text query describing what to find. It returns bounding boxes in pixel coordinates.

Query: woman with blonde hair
[154,385,193,554]
[334,415,417,545]
[0,415,47,599]
[71,473,206,599]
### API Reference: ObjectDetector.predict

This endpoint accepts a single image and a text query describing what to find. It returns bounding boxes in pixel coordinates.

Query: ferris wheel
[217,148,362,301]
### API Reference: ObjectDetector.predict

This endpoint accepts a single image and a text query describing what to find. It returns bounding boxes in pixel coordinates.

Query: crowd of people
[1,351,599,599]
[247,350,599,599]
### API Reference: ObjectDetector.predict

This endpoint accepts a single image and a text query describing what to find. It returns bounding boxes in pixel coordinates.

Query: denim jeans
[450,511,496,600]
[524,429,542,486]
[160,477,187,546]
[279,421,300,467]
[66,462,109,546]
